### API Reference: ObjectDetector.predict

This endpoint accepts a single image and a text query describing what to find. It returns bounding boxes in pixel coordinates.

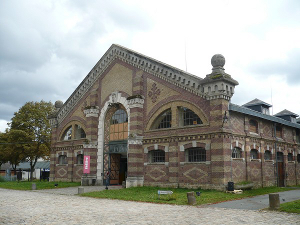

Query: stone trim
[96,91,130,183]
[84,107,100,117]
[55,45,209,125]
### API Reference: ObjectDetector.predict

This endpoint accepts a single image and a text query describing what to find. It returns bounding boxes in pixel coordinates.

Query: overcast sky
[1,0,300,132]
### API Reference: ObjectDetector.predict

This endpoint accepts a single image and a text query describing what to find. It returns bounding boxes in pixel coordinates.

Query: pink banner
[83,156,90,174]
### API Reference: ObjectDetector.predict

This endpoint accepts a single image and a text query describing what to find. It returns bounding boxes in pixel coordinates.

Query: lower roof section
[229,103,300,129]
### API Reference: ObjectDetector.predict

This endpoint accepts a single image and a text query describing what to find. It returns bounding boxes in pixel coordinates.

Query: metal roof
[242,98,272,107]
[16,161,50,170]
[274,109,299,117]
[229,103,300,129]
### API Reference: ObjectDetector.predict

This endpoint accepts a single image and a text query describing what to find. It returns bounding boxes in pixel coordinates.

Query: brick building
[49,44,300,190]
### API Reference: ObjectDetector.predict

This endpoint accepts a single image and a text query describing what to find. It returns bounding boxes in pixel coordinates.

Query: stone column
[83,107,99,185]
[126,97,145,187]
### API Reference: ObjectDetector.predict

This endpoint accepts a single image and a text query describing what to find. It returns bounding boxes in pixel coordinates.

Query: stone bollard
[78,187,84,194]
[269,193,280,210]
[32,183,36,190]
[187,192,196,205]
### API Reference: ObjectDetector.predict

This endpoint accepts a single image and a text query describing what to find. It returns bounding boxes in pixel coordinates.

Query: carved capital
[84,106,100,117]
[83,141,98,149]
[128,134,143,145]
[128,98,144,108]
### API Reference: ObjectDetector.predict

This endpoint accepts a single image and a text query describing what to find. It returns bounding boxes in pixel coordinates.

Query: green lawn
[279,199,300,214]
[0,181,80,190]
[81,186,297,206]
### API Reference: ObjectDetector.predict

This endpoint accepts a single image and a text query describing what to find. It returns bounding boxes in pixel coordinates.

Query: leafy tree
[0,132,9,167]
[0,130,31,174]
[9,101,54,180]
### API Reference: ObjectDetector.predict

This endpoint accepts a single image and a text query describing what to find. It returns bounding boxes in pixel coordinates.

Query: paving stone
[0,188,299,224]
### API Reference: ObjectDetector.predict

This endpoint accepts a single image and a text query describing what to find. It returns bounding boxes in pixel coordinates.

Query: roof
[0,161,50,170]
[229,103,300,129]
[243,98,272,107]
[54,44,207,125]
[16,161,50,170]
[274,109,299,117]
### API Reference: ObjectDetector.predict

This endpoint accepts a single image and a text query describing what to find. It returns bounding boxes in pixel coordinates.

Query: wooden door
[278,162,284,187]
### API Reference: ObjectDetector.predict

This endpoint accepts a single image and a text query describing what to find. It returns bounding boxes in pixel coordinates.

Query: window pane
[152,150,165,163]
[250,149,258,159]
[264,150,271,160]
[77,154,83,164]
[288,153,293,161]
[152,109,172,129]
[182,107,202,126]
[232,147,241,158]
[62,126,72,141]
[110,109,128,141]
[188,148,206,162]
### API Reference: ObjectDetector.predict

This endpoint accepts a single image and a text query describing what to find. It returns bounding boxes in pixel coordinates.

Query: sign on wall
[83,155,90,174]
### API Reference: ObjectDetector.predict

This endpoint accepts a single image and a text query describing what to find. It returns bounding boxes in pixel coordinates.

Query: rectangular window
[188,148,206,162]
[151,150,165,163]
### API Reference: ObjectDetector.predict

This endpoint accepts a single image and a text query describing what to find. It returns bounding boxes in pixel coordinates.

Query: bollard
[269,193,280,210]
[187,192,196,205]
[78,187,84,194]
[32,183,36,190]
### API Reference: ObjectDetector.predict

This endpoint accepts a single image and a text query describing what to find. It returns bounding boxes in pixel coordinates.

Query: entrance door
[119,158,127,184]
[110,154,120,185]
[277,152,285,187]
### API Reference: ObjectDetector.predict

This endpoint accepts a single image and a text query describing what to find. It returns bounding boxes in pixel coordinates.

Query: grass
[0,181,80,190]
[279,199,300,214]
[81,186,297,206]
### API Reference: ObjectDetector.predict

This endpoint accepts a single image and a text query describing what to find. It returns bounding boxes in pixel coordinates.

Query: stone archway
[96,91,130,184]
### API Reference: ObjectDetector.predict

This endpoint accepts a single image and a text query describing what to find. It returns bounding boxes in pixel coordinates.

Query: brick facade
[49,44,300,190]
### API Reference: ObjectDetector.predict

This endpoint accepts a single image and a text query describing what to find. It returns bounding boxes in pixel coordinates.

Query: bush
[0,176,5,182]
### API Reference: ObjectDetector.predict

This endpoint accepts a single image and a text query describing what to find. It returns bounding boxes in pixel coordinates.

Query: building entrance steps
[209,189,300,210]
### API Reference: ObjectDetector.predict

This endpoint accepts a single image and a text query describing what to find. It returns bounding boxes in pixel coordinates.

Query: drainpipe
[274,123,279,187]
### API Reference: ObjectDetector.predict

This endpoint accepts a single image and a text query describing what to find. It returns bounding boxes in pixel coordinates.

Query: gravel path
[0,188,299,224]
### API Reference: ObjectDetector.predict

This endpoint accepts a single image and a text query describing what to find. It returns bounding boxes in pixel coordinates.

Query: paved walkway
[209,189,300,210]
[33,185,122,195]
[1,188,300,224]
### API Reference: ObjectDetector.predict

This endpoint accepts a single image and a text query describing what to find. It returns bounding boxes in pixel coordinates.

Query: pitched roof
[243,98,272,107]
[274,109,299,117]
[229,103,300,129]
[55,44,207,125]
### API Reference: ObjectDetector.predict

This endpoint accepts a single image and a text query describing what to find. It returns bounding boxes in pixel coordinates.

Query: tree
[0,129,31,174]
[9,101,54,180]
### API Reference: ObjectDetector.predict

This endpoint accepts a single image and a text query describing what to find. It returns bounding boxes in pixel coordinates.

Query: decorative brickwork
[49,44,300,190]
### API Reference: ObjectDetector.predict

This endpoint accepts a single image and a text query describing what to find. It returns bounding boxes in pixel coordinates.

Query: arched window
[151,109,172,129]
[61,126,72,141]
[75,125,86,139]
[110,109,128,141]
[288,153,293,161]
[186,147,206,162]
[232,147,241,158]
[264,150,272,160]
[77,154,83,165]
[149,150,165,163]
[250,149,258,160]
[249,120,258,133]
[178,107,202,126]
[58,155,67,165]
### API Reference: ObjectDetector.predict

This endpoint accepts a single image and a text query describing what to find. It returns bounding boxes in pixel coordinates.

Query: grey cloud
[248,49,300,85]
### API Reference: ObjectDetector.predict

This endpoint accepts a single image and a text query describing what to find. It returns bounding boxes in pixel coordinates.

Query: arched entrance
[97,91,130,185]
[104,106,128,185]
